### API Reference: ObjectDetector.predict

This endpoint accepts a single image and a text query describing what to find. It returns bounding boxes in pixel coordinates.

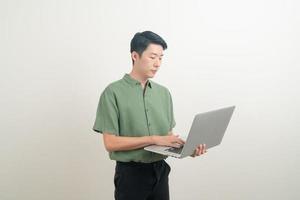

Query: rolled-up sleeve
[93,86,119,135]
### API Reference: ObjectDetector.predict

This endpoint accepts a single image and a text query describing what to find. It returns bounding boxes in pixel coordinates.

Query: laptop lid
[179,106,235,158]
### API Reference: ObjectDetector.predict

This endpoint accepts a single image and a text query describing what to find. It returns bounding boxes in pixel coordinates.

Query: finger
[196,148,201,156]
[197,146,203,156]
[200,144,205,154]
[197,145,203,155]
[193,146,199,156]
[201,144,207,154]
[199,146,203,155]
[178,138,185,144]
[173,137,185,145]
[198,145,202,150]
[170,142,182,148]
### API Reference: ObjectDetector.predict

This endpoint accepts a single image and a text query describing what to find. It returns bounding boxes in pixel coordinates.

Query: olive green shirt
[93,73,176,163]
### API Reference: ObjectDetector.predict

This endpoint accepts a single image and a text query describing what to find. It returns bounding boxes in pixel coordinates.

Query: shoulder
[101,78,124,95]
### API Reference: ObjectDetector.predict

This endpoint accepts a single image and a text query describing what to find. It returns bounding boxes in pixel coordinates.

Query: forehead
[144,44,164,56]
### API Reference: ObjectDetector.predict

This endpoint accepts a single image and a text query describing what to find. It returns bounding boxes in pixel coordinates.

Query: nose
[154,59,161,68]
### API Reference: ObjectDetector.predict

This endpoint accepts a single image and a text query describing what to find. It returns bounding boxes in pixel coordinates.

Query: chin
[148,71,157,78]
[148,74,155,78]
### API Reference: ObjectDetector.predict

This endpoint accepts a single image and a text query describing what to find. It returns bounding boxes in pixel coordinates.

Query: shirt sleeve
[168,90,176,131]
[92,86,119,135]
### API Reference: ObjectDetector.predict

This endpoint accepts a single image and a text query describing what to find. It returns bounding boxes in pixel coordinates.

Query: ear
[131,51,139,62]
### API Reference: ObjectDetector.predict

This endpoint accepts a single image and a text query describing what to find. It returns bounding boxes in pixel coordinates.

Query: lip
[151,70,157,73]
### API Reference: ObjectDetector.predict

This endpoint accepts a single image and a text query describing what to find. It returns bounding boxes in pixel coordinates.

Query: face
[131,43,164,79]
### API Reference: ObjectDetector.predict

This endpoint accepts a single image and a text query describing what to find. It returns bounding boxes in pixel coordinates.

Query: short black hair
[130,31,168,65]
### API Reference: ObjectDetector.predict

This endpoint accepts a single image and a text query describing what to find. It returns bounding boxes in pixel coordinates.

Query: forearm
[103,134,155,152]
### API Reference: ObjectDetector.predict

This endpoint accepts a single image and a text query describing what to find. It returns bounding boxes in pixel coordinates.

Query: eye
[150,57,155,59]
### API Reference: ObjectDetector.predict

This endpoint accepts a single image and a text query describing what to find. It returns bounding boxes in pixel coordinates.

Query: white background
[0,0,299,199]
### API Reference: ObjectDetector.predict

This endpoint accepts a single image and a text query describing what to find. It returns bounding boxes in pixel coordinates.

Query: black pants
[114,159,171,200]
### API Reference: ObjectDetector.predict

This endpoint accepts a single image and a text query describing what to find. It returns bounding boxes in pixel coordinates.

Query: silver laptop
[144,106,235,158]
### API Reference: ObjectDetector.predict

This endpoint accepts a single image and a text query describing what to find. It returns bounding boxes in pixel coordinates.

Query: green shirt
[93,73,176,163]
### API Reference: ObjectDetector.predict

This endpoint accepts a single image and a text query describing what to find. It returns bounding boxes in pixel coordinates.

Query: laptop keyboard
[166,146,184,154]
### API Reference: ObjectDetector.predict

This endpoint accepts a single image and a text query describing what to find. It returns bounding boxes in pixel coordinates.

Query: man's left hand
[190,144,207,157]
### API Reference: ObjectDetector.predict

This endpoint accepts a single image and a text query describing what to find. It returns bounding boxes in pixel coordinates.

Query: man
[93,31,207,200]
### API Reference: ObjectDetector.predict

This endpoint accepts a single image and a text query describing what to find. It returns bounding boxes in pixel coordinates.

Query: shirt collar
[123,73,152,88]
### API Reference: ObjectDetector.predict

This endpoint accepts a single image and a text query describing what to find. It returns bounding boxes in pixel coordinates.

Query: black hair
[130,31,168,65]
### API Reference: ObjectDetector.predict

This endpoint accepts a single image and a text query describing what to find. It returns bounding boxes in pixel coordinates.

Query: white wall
[1,0,299,199]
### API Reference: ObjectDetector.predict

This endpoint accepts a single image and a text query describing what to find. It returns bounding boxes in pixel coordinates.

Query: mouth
[151,70,157,73]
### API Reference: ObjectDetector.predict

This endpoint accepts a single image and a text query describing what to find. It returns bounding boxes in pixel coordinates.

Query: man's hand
[151,132,185,148]
[190,144,207,157]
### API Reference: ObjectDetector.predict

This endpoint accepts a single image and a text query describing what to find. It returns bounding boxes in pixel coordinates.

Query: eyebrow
[150,53,164,56]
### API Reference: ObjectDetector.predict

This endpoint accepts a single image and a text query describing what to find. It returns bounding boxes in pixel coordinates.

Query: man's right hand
[151,132,185,148]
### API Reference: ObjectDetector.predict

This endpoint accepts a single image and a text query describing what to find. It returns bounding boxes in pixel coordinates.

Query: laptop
[144,106,235,158]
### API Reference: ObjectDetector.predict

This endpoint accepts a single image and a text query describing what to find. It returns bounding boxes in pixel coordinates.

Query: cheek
[148,59,156,66]
[142,60,153,68]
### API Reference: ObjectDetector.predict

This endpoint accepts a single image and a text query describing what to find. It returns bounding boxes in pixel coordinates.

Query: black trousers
[114,159,171,200]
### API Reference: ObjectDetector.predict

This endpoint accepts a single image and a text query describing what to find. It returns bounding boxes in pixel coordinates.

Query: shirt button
[148,123,151,127]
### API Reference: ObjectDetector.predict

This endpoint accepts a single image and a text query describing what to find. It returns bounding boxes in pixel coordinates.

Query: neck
[129,70,148,87]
